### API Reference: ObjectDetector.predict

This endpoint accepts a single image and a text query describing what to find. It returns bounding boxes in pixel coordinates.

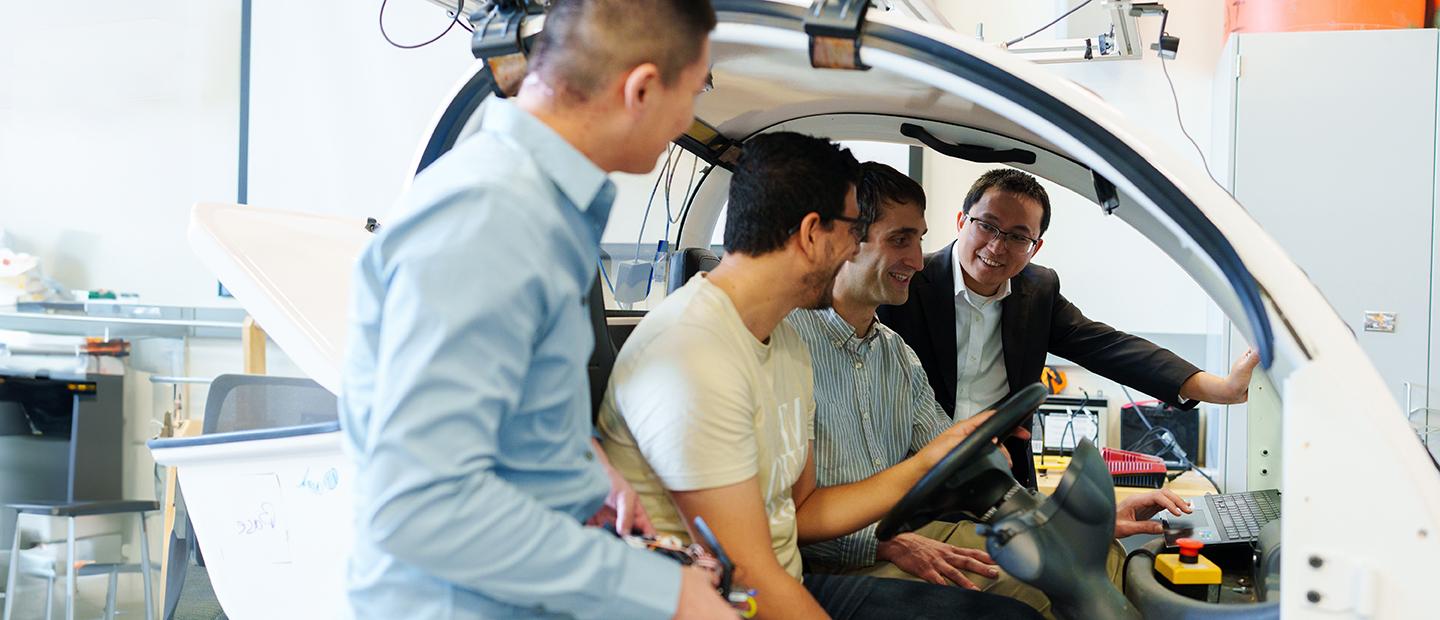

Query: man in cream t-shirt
[599,133,1038,620]
[599,271,815,576]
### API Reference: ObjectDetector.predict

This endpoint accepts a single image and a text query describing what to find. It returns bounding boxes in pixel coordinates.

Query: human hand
[1114,489,1192,538]
[673,565,734,620]
[1178,349,1259,405]
[1218,349,1260,403]
[587,442,656,536]
[876,532,999,590]
[917,410,997,468]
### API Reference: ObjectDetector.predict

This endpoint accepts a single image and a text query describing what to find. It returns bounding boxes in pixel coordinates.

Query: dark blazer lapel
[1000,268,1033,394]
[920,242,959,404]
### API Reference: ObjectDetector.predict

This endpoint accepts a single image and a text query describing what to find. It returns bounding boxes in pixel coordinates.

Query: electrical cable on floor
[1006,0,1095,47]
[380,0,466,49]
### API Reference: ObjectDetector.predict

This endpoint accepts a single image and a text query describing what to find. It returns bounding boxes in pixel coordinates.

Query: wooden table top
[1032,455,1219,501]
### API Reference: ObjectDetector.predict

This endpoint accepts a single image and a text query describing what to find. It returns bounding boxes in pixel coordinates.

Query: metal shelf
[0,305,246,340]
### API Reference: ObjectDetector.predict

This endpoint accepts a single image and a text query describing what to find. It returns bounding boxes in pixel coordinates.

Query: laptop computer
[1159,489,1281,548]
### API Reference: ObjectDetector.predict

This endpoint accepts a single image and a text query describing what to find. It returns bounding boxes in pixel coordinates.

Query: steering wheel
[876,383,1050,540]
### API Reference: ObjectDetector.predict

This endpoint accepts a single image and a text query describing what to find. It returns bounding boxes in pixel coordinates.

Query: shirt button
[854,361,863,369]
[872,458,883,467]
[583,451,595,462]
[861,412,870,420]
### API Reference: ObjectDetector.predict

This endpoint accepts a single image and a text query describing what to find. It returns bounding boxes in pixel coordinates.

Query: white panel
[188,204,372,395]
[1232,30,1438,408]
[246,0,474,221]
[154,432,353,620]
[1431,54,1440,460]
[0,2,241,306]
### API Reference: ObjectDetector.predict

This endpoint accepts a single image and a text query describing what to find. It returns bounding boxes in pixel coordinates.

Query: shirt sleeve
[1044,273,1201,409]
[612,326,760,491]
[801,521,881,570]
[902,340,953,455]
[351,192,679,620]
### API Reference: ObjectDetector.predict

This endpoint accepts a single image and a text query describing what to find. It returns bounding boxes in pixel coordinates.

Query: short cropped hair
[857,162,926,230]
[528,0,716,100]
[961,168,1052,235]
[724,132,861,256]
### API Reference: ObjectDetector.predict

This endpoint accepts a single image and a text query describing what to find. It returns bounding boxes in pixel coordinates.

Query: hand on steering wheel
[877,384,1050,541]
[915,410,1000,470]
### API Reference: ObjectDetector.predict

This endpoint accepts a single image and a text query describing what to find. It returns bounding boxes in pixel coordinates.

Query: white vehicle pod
[167,1,1440,618]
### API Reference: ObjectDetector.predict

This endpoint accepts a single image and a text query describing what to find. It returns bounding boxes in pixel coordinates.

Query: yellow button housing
[1154,553,1221,585]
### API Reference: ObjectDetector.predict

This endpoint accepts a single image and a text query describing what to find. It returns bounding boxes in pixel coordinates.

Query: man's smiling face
[955,188,1045,295]
[837,198,927,307]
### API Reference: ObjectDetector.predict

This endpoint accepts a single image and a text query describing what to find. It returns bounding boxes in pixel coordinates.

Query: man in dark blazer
[877,169,1258,488]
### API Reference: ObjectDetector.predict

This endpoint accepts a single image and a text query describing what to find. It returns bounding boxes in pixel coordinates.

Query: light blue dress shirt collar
[482,97,616,234]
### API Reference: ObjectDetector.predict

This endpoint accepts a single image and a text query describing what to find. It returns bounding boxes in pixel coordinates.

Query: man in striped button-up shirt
[789,163,1189,616]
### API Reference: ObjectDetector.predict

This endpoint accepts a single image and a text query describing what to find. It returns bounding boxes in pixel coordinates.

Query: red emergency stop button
[1177,538,1203,564]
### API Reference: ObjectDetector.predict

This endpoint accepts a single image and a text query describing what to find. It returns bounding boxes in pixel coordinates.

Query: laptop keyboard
[1212,490,1281,541]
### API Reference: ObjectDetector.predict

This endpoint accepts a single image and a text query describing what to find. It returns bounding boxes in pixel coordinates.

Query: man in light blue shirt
[338,2,729,618]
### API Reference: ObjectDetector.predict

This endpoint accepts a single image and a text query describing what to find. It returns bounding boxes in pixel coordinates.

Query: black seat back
[587,273,617,423]
[667,247,720,293]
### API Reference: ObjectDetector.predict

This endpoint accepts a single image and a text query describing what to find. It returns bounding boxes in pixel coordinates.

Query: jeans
[803,573,1042,620]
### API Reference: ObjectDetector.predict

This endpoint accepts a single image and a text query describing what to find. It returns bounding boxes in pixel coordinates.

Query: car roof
[205,0,1295,393]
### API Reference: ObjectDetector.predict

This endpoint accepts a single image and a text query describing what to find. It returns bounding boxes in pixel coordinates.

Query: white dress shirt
[952,246,1012,421]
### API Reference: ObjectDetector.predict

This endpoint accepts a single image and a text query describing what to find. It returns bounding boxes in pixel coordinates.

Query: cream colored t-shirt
[599,275,815,579]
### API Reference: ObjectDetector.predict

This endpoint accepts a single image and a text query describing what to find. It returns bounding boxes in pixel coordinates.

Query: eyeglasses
[787,212,868,243]
[829,213,868,242]
[966,216,1039,253]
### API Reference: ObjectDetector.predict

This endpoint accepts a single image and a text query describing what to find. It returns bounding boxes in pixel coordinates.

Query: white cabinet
[1216,30,1438,422]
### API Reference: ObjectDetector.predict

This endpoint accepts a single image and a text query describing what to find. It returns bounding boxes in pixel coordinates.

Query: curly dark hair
[723,132,861,256]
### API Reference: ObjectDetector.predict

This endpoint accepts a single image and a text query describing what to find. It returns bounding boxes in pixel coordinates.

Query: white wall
[0,1,478,307]
[0,1,242,307]
[246,0,476,221]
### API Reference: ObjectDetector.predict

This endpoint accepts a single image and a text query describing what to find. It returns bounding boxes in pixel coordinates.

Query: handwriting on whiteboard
[296,467,340,495]
[235,502,279,535]
[223,474,292,564]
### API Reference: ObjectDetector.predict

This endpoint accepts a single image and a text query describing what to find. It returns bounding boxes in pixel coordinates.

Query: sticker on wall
[1363,311,1397,333]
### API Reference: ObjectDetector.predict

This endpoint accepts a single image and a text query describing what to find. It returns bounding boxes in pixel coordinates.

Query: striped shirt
[786,308,953,570]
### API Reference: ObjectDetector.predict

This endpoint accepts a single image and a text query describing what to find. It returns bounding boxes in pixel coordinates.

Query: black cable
[1005,0,1096,47]
[380,0,466,50]
[1120,547,1156,593]
[668,154,698,225]
[636,146,677,260]
[1154,11,1235,199]
[1122,386,1225,494]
